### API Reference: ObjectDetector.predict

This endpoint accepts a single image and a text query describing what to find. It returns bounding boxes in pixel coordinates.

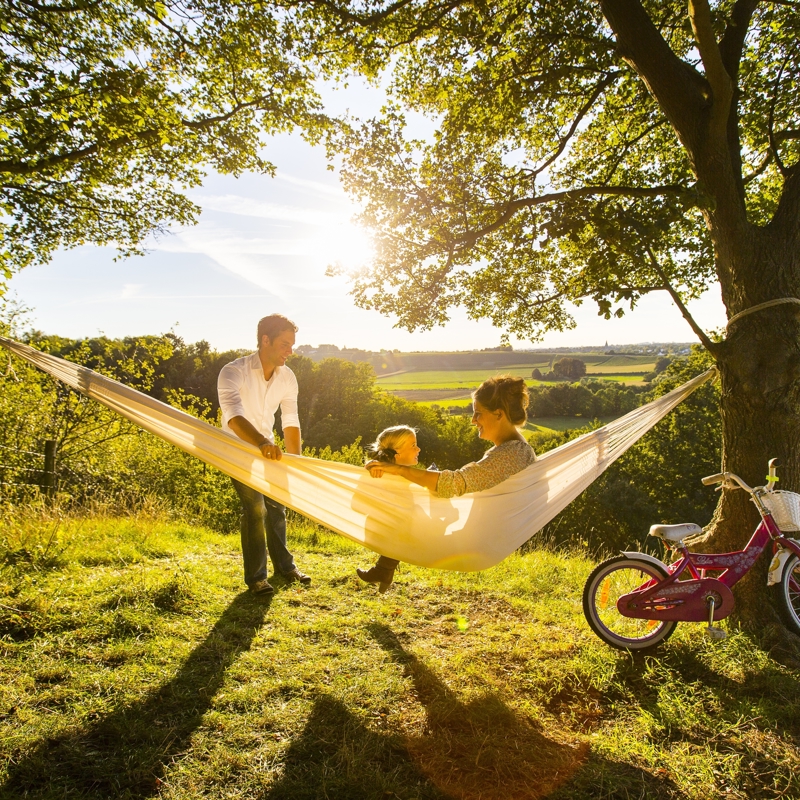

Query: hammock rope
[726,297,800,329]
[0,336,714,571]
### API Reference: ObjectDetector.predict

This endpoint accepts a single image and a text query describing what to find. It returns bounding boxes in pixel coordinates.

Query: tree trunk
[696,223,800,655]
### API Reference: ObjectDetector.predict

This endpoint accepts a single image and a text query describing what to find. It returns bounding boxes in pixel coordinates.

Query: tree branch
[743,150,773,184]
[688,0,733,138]
[768,57,790,177]
[600,0,710,155]
[10,0,102,12]
[645,246,719,355]
[531,72,620,179]
[717,0,759,197]
[453,183,696,247]
[718,0,759,80]
[301,0,440,28]
[0,98,270,176]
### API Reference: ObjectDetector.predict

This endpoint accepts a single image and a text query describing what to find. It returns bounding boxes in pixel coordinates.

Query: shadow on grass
[372,624,686,800]
[1,592,271,800]
[614,642,800,740]
[547,642,800,799]
[264,623,641,800]
[260,693,443,800]
[368,623,589,800]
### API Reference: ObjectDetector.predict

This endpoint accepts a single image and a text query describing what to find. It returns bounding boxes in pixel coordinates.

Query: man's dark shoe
[250,578,274,595]
[282,567,312,585]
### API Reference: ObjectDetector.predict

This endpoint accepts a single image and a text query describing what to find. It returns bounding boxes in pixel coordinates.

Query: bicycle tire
[583,556,677,651]
[772,553,800,635]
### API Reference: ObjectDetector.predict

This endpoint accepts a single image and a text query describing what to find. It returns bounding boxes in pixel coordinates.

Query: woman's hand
[366,460,440,492]
[366,460,399,478]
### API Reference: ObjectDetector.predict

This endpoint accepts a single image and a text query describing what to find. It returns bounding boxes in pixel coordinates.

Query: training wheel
[705,627,727,641]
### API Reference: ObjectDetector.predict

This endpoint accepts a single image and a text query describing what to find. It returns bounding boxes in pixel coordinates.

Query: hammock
[0,336,714,571]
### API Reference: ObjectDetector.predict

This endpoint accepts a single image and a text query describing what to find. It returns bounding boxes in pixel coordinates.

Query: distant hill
[294,343,695,375]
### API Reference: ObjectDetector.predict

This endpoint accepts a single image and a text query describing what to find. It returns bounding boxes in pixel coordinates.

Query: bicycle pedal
[704,627,727,641]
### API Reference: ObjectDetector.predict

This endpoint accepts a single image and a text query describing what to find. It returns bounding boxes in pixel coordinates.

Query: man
[218,314,311,594]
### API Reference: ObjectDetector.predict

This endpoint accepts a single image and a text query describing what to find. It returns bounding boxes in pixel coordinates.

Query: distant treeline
[527,381,647,418]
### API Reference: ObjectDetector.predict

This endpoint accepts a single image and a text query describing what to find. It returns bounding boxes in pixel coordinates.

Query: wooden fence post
[43,439,57,497]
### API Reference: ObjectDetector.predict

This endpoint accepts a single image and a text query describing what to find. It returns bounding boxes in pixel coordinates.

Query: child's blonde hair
[366,425,417,463]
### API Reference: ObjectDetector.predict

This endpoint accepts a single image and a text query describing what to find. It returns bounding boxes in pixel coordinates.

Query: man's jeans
[231,478,296,585]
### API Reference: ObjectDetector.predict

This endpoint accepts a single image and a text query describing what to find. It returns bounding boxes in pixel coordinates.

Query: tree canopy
[0,0,327,287]
[308,0,799,343]
[552,357,587,380]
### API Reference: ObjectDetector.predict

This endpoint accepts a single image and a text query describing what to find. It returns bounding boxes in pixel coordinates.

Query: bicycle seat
[648,523,702,542]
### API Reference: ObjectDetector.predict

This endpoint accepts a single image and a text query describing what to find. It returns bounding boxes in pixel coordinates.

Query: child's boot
[357,556,399,593]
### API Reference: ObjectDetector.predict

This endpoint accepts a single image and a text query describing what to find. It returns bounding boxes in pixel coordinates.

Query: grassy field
[406,375,647,409]
[376,368,545,389]
[525,417,614,434]
[2,507,799,799]
[584,365,652,375]
[377,364,653,399]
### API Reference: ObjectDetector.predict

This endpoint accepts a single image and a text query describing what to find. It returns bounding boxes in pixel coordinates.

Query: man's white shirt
[218,352,300,443]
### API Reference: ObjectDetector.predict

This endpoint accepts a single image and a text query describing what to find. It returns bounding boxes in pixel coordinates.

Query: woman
[356,425,421,592]
[361,376,535,585]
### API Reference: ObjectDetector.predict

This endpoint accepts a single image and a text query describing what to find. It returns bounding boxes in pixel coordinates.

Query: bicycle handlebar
[701,471,756,493]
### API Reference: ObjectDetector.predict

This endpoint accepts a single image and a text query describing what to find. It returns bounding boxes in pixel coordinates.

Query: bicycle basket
[761,490,800,531]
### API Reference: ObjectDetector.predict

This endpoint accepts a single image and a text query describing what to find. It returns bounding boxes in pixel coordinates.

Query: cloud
[191,194,352,226]
[275,172,348,198]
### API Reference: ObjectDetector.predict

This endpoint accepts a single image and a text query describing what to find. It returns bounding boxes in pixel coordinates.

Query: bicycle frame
[618,513,800,623]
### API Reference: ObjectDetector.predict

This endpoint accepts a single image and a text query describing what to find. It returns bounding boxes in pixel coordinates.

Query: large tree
[301,0,800,645]
[0,0,327,286]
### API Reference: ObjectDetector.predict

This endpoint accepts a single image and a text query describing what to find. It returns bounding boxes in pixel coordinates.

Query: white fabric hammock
[1,336,714,571]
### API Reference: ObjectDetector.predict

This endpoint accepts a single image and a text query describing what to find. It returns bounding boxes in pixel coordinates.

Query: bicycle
[583,459,800,651]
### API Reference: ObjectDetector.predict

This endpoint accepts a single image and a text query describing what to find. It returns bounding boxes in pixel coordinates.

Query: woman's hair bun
[472,375,529,426]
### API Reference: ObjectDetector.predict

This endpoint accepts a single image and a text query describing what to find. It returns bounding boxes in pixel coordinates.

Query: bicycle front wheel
[773,553,800,635]
[583,556,677,651]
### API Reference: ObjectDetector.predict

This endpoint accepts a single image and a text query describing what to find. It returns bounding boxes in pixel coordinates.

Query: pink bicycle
[583,459,800,650]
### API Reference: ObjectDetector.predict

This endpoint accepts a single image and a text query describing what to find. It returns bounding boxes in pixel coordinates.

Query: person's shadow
[366,623,589,799]
[1,593,271,799]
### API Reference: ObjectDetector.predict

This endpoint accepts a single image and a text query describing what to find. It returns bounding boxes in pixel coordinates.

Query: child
[356,425,420,592]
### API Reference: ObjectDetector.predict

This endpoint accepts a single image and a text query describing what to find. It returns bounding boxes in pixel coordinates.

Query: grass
[2,506,799,799]
[376,368,543,389]
[525,417,617,434]
[378,370,652,395]
[415,397,474,409]
[585,366,651,375]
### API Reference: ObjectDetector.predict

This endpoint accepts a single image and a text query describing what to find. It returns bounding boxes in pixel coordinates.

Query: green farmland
[376,354,657,414]
[377,367,547,389]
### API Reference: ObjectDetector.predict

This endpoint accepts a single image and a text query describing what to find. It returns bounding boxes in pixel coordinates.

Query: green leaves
[0,0,330,288]
[316,0,798,342]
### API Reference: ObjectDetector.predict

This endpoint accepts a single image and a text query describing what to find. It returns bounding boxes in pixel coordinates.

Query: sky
[6,83,728,354]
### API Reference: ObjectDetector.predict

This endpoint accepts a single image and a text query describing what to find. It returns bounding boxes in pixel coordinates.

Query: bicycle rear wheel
[583,556,677,651]
[772,553,800,635]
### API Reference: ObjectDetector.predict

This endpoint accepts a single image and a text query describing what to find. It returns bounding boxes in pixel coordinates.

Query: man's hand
[259,441,283,461]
